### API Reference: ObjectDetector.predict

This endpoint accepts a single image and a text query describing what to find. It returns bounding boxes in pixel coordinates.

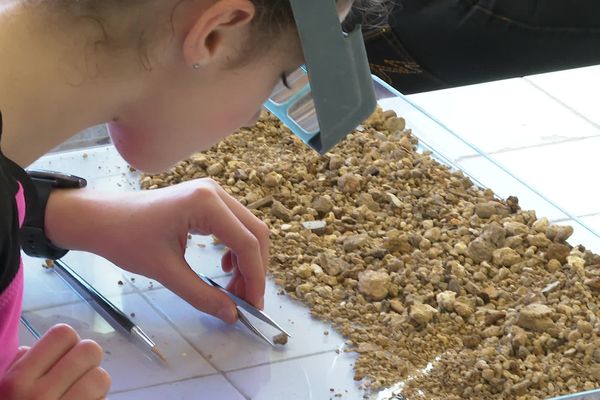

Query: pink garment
[0,182,26,375]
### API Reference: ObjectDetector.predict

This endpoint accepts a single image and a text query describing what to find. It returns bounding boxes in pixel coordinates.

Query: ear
[183,0,256,68]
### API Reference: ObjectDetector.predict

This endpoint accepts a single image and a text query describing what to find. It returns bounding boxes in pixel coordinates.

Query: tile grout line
[454,134,600,162]
[224,348,344,374]
[107,373,236,396]
[523,77,600,132]
[135,287,250,399]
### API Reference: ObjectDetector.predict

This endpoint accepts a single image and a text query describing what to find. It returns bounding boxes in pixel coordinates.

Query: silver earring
[192,63,201,70]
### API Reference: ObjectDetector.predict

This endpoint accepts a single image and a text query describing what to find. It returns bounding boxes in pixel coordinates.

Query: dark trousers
[366,0,600,94]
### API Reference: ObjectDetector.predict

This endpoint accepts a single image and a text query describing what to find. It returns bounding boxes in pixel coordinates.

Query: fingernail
[217,307,236,324]
[257,298,265,310]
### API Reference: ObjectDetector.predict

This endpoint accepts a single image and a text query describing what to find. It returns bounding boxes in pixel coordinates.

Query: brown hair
[35,0,391,69]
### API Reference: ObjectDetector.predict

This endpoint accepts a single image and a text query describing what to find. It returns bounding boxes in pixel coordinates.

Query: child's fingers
[8,346,30,367]
[40,339,103,399]
[61,367,111,400]
[14,324,79,379]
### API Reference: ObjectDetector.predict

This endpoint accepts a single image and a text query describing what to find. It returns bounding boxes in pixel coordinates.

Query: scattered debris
[140,109,600,398]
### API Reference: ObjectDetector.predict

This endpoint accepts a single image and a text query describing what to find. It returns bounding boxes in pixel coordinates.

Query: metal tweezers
[198,273,291,346]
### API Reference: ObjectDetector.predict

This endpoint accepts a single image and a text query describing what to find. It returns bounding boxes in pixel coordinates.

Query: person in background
[364,0,600,94]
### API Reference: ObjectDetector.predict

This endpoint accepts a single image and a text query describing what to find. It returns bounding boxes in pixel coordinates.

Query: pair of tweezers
[198,273,290,346]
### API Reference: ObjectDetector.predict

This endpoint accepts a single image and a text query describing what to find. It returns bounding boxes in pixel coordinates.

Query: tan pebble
[485,310,506,325]
[409,303,438,325]
[390,299,404,314]
[312,196,334,214]
[577,320,593,334]
[338,173,362,194]
[467,238,495,263]
[482,368,495,381]
[492,247,521,267]
[436,291,456,312]
[264,171,282,187]
[546,224,574,242]
[273,333,288,345]
[271,201,292,222]
[546,243,571,264]
[358,270,390,300]
[533,217,549,233]
[453,301,474,318]
[546,259,562,273]
[503,221,529,236]
[517,303,556,332]
[423,227,442,242]
[207,162,224,176]
[343,234,369,252]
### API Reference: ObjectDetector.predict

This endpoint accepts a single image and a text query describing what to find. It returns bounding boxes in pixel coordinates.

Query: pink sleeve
[0,182,26,375]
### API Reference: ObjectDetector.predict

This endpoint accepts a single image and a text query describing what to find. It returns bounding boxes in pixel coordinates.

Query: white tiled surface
[20,65,600,399]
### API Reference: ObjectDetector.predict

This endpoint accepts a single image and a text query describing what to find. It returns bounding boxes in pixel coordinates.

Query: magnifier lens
[287,94,318,133]
[270,68,310,104]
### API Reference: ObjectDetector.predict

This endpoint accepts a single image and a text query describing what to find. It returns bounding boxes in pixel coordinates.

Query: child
[0,0,381,398]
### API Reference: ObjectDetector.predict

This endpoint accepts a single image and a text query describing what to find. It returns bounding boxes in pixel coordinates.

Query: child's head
[36,0,383,172]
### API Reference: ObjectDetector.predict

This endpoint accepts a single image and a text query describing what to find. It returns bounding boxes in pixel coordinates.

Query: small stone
[481,326,502,338]
[338,173,362,194]
[467,238,495,263]
[423,227,442,242]
[207,162,224,176]
[481,223,506,248]
[475,201,510,218]
[463,335,481,349]
[492,247,521,267]
[503,221,529,236]
[384,116,406,133]
[302,220,327,235]
[383,231,412,254]
[511,379,530,396]
[527,233,552,247]
[271,201,292,222]
[358,270,390,300]
[312,196,334,215]
[517,303,556,332]
[577,320,593,334]
[484,310,506,326]
[546,243,571,264]
[273,333,288,345]
[247,195,273,210]
[436,291,456,312]
[478,287,499,303]
[387,192,403,208]
[318,253,348,276]
[532,217,549,233]
[454,300,474,318]
[546,259,562,273]
[390,299,404,314]
[409,303,437,325]
[328,155,344,170]
[295,264,313,279]
[343,234,369,252]
[481,368,495,381]
[264,171,282,187]
[546,224,574,242]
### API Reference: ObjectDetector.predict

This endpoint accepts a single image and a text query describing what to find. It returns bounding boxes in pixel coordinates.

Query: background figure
[365,0,600,94]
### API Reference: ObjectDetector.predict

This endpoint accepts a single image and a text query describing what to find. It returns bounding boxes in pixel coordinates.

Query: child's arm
[0,324,111,399]
[44,178,270,324]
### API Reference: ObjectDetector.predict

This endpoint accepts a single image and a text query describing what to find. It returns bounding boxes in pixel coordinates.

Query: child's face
[109,41,300,173]
[107,0,351,174]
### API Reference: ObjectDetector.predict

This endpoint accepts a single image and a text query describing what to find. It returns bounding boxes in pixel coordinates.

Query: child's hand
[46,178,270,324]
[0,324,111,400]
